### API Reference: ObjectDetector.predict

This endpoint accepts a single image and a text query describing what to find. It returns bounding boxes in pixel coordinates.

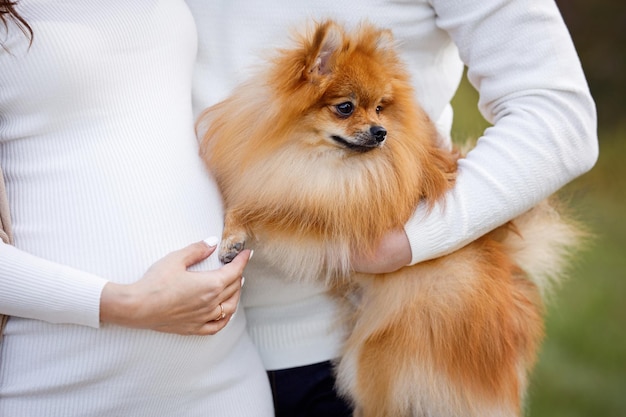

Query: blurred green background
[449,2,626,415]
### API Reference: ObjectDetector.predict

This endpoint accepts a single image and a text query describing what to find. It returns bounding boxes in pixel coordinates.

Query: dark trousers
[267,361,354,417]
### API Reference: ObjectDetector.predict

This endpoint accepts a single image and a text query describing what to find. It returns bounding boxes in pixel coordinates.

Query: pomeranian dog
[198,20,583,417]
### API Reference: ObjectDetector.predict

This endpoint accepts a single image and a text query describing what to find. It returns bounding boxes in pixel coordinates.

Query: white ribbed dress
[186,0,598,372]
[0,1,273,416]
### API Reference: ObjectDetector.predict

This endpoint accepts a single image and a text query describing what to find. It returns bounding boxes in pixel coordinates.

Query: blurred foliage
[556,1,626,130]
[528,132,626,417]
[451,69,626,417]
[447,3,626,415]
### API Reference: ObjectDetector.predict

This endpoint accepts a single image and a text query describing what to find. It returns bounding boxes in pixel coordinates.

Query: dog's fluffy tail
[504,198,588,298]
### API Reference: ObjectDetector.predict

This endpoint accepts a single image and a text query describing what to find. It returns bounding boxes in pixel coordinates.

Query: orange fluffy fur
[198,20,584,417]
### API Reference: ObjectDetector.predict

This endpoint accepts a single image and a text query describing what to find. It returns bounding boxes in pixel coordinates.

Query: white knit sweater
[0,1,273,416]
[187,0,598,371]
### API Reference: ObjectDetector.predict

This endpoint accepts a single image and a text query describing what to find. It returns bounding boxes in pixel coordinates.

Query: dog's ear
[306,20,343,79]
[375,29,395,53]
[356,22,397,59]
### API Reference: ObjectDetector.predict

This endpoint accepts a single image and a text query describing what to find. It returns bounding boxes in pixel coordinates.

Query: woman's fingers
[206,270,245,321]
[161,247,250,335]
[209,301,227,322]
[217,248,252,280]
[351,229,411,274]
[101,241,251,335]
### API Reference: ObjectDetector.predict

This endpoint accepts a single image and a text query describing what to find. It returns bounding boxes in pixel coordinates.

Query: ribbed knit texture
[0,1,273,415]
[186,0,597,372]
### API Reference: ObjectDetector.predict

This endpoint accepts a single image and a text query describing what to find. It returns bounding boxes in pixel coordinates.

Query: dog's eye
[376,105,383,114]
[335,102,354,117]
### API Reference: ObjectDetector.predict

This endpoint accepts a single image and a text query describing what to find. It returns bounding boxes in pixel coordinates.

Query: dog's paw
[218,236,246,264]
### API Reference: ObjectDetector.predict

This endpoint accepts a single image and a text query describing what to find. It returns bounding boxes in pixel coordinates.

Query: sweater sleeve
[0,242,107,328]
[404,0,598,264]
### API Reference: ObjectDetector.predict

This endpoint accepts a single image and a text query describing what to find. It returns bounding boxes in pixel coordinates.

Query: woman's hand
[100,240,250,336]
[351,229,412,274]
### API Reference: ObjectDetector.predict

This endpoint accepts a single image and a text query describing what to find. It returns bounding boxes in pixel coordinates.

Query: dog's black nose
[370,125,387,143]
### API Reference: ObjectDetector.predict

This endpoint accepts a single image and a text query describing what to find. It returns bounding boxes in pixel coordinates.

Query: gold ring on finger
[214,303,226,321]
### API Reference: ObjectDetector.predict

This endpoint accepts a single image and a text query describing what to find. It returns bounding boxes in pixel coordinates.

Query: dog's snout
[370,125,387,143]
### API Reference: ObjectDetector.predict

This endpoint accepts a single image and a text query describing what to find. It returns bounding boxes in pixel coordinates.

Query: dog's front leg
[218,210,249,264]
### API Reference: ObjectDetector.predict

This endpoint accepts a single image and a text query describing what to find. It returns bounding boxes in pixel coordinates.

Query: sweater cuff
[403,204,452,265]
[0,244,109,328]
[47,265,109,328]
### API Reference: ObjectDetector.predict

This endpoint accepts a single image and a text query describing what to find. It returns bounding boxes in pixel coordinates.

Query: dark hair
[1,0,33,47]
